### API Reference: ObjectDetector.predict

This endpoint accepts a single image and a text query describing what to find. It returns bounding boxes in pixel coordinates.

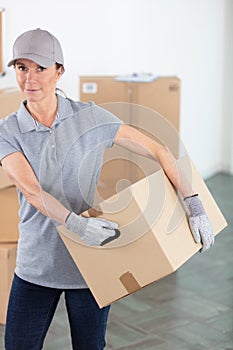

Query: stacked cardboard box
[79,76,180,132]
[0,88,23,324]
[79,76,181,198]
[0,244,17,324]
[0,186,19,326]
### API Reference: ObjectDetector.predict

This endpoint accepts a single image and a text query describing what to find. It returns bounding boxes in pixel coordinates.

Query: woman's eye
[18,65,26,71]
[38,66,46,72]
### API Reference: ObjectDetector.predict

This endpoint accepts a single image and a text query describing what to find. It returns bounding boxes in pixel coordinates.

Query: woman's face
[15,59,63,103]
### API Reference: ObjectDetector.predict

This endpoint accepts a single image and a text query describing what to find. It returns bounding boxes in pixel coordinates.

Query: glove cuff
[66,212,80,231]
[65,212,72,223]
[66,212,87,235]
[183,193,198,201]
[183,194,205,217]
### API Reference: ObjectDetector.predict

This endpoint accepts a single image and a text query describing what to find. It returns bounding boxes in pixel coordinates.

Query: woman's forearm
[155,145,195,198]
[29,188,70,225]
[2,152,70,225]
[114,124,195,198]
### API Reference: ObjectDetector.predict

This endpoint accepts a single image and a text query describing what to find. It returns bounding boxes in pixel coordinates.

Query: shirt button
[49,130,53,134]
[52,144,55,149]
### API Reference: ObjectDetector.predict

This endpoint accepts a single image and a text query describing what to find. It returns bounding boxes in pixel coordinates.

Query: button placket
[49,130,56,150]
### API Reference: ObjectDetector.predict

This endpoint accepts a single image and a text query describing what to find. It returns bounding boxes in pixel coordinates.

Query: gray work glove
[184,194,214,252]
[65,212,121,246]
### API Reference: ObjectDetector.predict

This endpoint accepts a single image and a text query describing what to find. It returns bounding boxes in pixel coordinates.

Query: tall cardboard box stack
[80,76,181,198]
[0,88,23,324]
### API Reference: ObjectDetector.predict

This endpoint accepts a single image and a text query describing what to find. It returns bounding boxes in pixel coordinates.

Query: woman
[0,28,214,350]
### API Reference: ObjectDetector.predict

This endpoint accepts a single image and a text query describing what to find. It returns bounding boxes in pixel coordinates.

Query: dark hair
[13,61,64,71]
[56,63,64,72]
[56,87,67,98]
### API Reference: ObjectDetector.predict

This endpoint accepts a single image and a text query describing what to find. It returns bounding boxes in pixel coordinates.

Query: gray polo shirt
[0,95,122,288]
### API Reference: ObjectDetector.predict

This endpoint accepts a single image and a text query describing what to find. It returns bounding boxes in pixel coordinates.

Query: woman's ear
[56,66,64,81]
[59,65,65,75]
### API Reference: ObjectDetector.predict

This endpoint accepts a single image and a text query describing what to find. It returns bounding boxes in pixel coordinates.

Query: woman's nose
[25,69,36,81]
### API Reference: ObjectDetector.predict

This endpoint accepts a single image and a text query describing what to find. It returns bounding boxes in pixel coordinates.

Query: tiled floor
[0,172,232,349]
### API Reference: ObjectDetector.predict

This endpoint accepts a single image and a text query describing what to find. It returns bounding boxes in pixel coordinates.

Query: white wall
[221,0,233,174]
[0,0,231,177]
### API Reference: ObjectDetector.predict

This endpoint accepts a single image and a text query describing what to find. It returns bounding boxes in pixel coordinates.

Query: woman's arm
[114,124,195,198]
[114,124,215,252]
[1,152,70,225]
[2,152,120,246]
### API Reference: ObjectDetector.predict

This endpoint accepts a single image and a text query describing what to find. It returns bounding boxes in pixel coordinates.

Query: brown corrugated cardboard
[0,186,19,243]
[57,156,227,308]
[0,88,23,242]
[0,89,21,323]
[79,76,180,131]
[0,88,23,120]
[80,76,128,104]
[0,168,12,189]
[79,76,180,189]
[80,76,179,119]
[0,243,17,324]
[0,88,23,187]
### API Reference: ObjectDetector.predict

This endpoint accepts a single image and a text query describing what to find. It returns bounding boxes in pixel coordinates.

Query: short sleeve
[92,104,123,148]
[0,140,20,164]
[0,117,22,164]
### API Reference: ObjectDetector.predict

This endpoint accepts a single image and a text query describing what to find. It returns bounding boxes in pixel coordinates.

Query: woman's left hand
[184,194,215,253]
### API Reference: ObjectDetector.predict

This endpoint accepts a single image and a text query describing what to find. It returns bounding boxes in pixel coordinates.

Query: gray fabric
[183,194,205,217]
[184,195,215,252]
[188,215,214,253]
[0,95,122,288]
[66,212,119,246]
[8,28,64,68]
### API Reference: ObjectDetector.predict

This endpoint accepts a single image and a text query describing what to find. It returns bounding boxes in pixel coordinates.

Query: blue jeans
[4,274,110,350]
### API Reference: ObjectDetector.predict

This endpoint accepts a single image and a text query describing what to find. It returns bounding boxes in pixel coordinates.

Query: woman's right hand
[65,212,121,246]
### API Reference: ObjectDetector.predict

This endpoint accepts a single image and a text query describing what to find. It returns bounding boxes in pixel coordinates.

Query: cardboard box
[0,87,23,120]
[0,168,12,188]
[0,89,22,323]
[80,76,180,188]
[57,156,227,308]
[0,243,17,324]
[80,76,128,104]
[79,76,180,132]
[0,88,23,242]
[0,186,19,243]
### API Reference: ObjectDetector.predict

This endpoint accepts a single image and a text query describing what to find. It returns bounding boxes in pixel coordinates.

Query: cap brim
[7,53,55,68]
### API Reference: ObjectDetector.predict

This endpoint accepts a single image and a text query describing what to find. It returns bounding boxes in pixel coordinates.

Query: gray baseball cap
[7,28,64,68]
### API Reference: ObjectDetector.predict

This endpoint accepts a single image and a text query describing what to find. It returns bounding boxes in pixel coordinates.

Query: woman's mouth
[25,88,40,92]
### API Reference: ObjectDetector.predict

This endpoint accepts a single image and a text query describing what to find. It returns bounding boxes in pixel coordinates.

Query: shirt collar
[17,94,73,133]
